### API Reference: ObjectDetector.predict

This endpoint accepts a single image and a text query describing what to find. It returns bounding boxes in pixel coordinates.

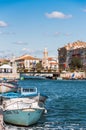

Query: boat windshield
[23,88,36,92]
[18,87,37,93]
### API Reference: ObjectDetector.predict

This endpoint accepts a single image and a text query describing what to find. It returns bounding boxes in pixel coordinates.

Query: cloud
[21,48,43,56]
[13,41,28,45]
[83,9,86,12]
[0,31,16,35]
[45,11,72,19]
[22,48,29,51]
[45,31,71,37]
[22,48,39,53]
[0,21,8,27]
[54,32,60,36]
[64,33,72,36]
[22,48,34,54]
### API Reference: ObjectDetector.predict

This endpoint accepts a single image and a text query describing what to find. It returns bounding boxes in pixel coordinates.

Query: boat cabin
[18,87,38,96]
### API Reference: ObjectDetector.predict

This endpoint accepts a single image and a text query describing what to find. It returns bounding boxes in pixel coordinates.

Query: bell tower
[43,48,48,59]
[42,48,48,68]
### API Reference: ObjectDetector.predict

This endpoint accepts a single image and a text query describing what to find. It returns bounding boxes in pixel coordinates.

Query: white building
[42,48,58,71]
[15,54,40,71]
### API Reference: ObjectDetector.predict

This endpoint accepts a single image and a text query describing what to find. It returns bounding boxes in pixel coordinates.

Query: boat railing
[3,99,37,110]
[0,82,16,89]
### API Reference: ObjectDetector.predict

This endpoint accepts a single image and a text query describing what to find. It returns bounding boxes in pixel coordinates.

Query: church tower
[43,48,48,59]
[42,48,48,68]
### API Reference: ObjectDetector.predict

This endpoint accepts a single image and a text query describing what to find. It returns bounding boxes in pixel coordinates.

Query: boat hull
[4,108,43,126]
[0,83,17,93]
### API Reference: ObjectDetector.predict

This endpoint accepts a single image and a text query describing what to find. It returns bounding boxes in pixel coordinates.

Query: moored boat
[20,73,46,80]
[1,87,48,103]
[3,98,45,126]
[0,82,18,93]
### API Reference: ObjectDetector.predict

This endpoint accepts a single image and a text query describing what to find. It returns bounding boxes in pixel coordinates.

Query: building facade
[15,54,40,72]
[42,48,58,72]
[58,41,86,71]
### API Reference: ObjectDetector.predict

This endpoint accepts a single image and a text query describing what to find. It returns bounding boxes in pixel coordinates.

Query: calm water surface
[6,79,86,130]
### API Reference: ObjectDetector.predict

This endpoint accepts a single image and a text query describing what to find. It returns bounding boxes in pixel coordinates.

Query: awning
[0,64,12,69]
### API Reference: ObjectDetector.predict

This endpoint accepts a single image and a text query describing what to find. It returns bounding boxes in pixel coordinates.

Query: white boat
[2,87,48,104]
[21,75,46,80]
[3,98,45,126]
[19,87,48,103]
[0,82,18,93]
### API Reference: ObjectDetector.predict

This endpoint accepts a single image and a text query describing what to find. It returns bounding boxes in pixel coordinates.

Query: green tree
[35,61,43,72]
[69,57,83,70]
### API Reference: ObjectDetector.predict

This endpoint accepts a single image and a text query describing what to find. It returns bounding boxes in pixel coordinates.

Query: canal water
[6,79,86,130]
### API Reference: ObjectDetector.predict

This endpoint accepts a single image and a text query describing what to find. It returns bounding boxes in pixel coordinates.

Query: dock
[0,96,8,130]
[0,73,20,79]
[0,107,5,130]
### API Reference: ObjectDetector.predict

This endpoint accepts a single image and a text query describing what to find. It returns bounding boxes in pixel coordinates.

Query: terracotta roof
[15,54,40,61]
[65,41,86,50]
[48,57,53,61]
[0,59,9,62]
[49,60,58,65]
[50,62,58,65]
[48,57,57,61]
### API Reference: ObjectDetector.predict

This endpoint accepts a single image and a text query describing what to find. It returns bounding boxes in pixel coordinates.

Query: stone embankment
[60,71,86,79]
[0,107,5,130]
[0,73,20,79]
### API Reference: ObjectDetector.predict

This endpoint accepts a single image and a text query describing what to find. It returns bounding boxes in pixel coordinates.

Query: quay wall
[0,108,5,130]
[60,72,86,79]
[0,71,85,80]
[0,73,20,79]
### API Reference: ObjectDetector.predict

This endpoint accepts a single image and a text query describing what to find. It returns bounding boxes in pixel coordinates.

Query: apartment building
[58,41,86,70]
[15,54,40,71]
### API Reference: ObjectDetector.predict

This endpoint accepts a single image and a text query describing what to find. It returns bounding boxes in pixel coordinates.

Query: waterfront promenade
[0,73,20,80]
[0,71,86,80]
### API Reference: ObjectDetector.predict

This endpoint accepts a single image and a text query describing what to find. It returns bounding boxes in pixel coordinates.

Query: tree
[69,57,83,70]
[35,61,43,72]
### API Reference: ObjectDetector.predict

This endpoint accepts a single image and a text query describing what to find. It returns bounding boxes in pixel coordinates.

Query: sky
[0,0,86,58]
